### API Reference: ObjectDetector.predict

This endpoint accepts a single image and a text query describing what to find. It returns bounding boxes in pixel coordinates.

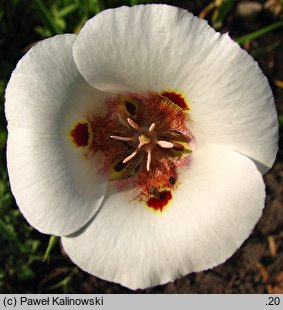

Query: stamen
[109,106,188,176]
[110,135,133,142]
[157,140,174,148]
[123,150,138,163]
[127,118,139,130]
[149,123,156,132]
[146,149,152,172]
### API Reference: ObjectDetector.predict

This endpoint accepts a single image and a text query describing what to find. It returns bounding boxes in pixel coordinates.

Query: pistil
[138,134,151,148]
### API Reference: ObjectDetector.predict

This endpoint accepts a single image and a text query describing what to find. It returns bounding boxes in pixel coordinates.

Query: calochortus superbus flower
[5,4,278,289]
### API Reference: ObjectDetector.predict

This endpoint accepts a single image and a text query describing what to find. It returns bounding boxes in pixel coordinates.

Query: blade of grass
[45,275,72,292]
[199,1,216,19]
[34,0,62,35]
[236,21,283,45]
[129,0,139,4]
[212,0,236,29]
[86,0,105,15]
[0,130,7,150]
[129,0,152,5]
[42,235,58,262]
[0,218,26,252]
[251,41,281,57]
[57,4,79,18]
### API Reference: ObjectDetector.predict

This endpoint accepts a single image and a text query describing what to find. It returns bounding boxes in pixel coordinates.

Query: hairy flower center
[70,92,193,212]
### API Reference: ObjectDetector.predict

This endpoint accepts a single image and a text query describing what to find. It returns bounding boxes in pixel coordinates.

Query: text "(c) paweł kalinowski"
[20,296,104,306]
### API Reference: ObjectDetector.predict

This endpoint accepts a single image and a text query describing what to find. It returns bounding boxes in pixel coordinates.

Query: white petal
[62,144,265,289]
[73,5,195,93]
[73,4,278,174]
[188,33,278,174]
[5,35,108,132]
[5,35,109,235]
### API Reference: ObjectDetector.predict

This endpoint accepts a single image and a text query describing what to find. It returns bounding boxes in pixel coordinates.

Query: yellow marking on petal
[164,138,192,157]
[108,155,140,181]
[117,94,141,119]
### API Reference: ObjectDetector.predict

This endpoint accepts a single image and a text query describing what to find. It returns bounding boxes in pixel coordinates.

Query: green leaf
[251,41,281,57]
[57,4,79,18]
[42,235,58,262]
[236,21,283,45]
[18,265,35,280]
[34,0,62,35]
[0,130,7,150]
[212,0,236,29]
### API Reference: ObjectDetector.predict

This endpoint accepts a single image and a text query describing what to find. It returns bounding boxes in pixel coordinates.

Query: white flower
[5,4,278,289]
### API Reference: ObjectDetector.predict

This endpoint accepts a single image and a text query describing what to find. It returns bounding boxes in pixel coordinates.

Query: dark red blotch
[147,191,172,212]
[71,122,89,147]
[162,91,188,110]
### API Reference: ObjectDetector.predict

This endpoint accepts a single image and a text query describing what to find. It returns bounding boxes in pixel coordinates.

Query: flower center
[70,92,193,212]
[110,118,175,172]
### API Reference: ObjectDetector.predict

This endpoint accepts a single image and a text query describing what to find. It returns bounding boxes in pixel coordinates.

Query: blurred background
[0,0,282,293]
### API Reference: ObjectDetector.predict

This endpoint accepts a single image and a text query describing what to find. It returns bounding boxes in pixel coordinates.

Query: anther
[127,118,139,130]
[110,135,133,142]
[149,123,156,132]
[123,150,138,163]
[146,149,152,172]
[157,140,174,148]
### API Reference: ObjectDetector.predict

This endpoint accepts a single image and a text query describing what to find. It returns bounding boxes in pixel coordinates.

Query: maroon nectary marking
[162,91,188,110]
[70,122,89,147]
[147,191,172,212]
